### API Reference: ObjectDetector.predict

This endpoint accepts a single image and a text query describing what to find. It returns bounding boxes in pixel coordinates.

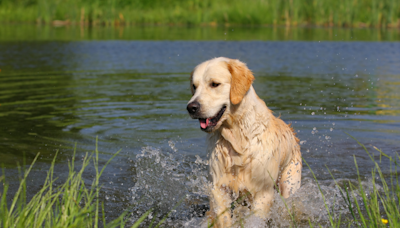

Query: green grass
[303,135,399,228]
[0,140,160,228]
[0,0,399,27]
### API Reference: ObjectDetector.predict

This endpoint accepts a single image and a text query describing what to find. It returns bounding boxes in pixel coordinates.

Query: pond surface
[0,25,399,226]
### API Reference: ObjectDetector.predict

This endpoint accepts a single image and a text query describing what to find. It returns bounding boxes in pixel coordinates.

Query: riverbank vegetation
[304,136,400,228]
[0,143,156,228]
[0,0,399,27]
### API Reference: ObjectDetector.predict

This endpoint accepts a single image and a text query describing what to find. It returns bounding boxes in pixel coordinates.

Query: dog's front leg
[208,185,232,228]
[252,188,275,219]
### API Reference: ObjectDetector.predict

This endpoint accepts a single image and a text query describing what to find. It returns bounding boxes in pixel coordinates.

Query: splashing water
[129,143,210,226]
[128,143,380,227]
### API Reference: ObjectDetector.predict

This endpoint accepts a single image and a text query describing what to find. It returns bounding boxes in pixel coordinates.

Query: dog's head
[187,57,255,132]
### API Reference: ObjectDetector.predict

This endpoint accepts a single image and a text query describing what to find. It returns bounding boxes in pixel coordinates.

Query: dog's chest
[207,134,255,191]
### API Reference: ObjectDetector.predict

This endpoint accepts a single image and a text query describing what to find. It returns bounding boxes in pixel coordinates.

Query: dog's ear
[227,59,255,105]
[189,70,194,95]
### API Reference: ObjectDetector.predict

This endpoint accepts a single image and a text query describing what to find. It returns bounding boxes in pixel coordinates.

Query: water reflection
[1,25,400,41]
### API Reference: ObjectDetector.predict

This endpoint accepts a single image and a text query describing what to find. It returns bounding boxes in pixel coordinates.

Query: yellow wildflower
[381,218,388,224]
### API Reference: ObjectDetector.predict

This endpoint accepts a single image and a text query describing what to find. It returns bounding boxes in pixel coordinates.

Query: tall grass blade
[130,208,154,228]
[154,197,185,228]
[302,158,336,227]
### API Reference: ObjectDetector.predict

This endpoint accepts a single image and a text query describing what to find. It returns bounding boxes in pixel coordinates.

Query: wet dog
[187,57,302,227]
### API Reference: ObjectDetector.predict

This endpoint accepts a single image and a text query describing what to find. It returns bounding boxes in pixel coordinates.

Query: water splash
[128,144,380,227]
[129,144,210,226]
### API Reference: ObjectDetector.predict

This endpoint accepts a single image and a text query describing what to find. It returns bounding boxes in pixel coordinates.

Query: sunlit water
[0,25,399,227]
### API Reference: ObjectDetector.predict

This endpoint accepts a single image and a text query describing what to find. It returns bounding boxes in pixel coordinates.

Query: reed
[304,134,400,227]
[0,0,399,27]
[0,140,156,228]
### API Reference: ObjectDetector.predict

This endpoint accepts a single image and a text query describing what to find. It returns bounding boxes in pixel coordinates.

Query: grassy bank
[0,142,160,228]
[0,0,399,27]
[304,136,400,228]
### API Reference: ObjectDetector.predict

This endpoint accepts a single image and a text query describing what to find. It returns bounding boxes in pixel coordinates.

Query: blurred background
[0,0,399,27]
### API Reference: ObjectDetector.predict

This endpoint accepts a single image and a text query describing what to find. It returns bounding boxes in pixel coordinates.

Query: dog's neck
[217,86,271,155]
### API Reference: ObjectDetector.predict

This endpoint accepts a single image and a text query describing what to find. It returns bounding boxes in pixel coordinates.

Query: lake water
[0,25,399,227]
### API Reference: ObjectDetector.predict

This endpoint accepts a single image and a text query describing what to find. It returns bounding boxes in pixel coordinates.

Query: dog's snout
[187,101,200,115]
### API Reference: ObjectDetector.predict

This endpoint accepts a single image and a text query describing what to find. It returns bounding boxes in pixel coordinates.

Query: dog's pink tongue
[199,119,209,129]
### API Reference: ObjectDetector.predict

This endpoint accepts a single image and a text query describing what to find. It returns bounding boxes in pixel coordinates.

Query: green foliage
[0,0,399,27]
[0,140,155,228]
[305,134,400,227]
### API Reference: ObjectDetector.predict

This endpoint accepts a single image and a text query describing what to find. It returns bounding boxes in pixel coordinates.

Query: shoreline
[1,21,400,29]
[1,24,399,42]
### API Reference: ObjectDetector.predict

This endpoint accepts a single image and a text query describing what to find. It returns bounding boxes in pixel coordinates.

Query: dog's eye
[211,82,220,88]
[192,84,196,90]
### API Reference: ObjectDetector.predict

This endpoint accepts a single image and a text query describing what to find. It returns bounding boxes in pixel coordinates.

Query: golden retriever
[186,57,302,227]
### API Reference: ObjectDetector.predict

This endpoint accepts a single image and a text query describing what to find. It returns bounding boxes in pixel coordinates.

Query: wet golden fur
[187,57,302,227]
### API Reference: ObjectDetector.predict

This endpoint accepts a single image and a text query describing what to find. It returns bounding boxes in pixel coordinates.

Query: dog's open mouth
[199,106,226,131]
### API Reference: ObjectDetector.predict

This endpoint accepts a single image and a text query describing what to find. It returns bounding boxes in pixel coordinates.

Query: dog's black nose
[187,101,200,115]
